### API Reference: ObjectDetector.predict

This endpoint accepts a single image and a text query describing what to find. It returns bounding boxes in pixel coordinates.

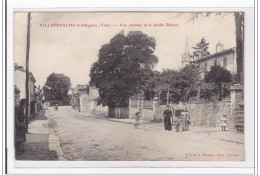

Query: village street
[47,106,244,161]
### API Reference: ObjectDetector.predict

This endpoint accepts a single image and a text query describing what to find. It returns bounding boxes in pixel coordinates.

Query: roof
[197,47,235,62]
[14,63,36,83]
[29,73,36,83]
[14,85,20,93]
[77,84,88,90]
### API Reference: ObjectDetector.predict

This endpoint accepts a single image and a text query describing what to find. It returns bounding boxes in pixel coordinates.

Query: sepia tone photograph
[13,11,244,161]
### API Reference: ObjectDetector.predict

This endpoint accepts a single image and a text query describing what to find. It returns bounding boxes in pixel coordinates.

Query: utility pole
[25,12,31,133]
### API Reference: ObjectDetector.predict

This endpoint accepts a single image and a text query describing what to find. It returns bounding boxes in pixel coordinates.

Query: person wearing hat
[163,105,172,131]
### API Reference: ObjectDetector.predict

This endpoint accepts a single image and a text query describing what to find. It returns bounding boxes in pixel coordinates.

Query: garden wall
[186,101,231,128]
[128,99,232,129]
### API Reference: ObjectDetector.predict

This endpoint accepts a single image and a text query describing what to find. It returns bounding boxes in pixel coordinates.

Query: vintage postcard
[13,11,245,163]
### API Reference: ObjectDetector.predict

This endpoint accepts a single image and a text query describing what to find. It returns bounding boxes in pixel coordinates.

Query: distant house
[71,84,90,112]
[14,63,36,117]
[197,43,237,80]
[89,86,99,100]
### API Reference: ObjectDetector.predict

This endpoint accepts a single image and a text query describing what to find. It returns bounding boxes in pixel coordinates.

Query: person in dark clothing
[134,112,140,128]
[163,106,172,131]
[15,99,26,154]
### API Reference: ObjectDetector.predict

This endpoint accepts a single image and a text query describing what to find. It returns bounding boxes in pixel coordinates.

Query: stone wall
[153,106,166,121]
[128,97,232,127]
[186,101,231,128]
[129,106,139,119]
[80,94,91,113]
[90,101,109,117]
[129,103,165,121]
[142,108,154,120]
[230,84,244,132]
[108,106,129,118]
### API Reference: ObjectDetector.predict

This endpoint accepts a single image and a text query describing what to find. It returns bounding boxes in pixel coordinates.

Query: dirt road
[48,106,244,161]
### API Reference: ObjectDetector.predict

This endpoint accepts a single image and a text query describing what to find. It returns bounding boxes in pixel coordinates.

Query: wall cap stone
[230,84,243,91]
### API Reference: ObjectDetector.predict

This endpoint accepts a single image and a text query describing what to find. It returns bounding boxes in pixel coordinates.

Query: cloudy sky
[14,12,236,88]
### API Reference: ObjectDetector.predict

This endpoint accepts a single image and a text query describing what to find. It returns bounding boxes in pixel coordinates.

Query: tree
[158,69,180,104]
[204,63,232,101]
[234,12,244,86]
[43,73,71,103]
[192,37,210,60]
[154,64,199,103]
[90,31,158,107]
[140,70,160,100]
[178,64,200,101]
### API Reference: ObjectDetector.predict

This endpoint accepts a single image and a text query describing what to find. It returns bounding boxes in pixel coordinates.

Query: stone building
[197,43,237,80]
[71,84,90,112]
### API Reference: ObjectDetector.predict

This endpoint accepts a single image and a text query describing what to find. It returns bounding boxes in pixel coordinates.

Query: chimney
[216,41,224,53]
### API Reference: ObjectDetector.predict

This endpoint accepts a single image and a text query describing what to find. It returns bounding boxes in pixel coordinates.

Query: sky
[14,12,236,88]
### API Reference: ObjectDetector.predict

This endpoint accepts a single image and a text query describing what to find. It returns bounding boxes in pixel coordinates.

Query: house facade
[14,63,36,117]
[197,44,237,80]
[71,84,90,112]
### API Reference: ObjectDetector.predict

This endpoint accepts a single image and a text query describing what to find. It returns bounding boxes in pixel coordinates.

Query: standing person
[134,112,140,128]
[163,105,172,131]
[173,116,181,132]
[221,115,227,131]
[186,115,191,130]
[15,99,26,154]
[181,111,188,131]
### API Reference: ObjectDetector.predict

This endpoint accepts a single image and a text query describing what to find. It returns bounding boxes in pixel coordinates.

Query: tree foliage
[43,73,71,102]
[149,64,199,103]
[204,63,232,101]
[178,64,200,101]
[192,37,210,60]
[90,31,158,107]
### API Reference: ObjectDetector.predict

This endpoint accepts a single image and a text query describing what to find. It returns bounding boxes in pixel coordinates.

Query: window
[223,57,227,68]
[204,63,207,71]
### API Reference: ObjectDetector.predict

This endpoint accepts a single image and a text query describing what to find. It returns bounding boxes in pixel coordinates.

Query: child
[173,117,181,132]
[221,115,227,131]
[134,112,140,128]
